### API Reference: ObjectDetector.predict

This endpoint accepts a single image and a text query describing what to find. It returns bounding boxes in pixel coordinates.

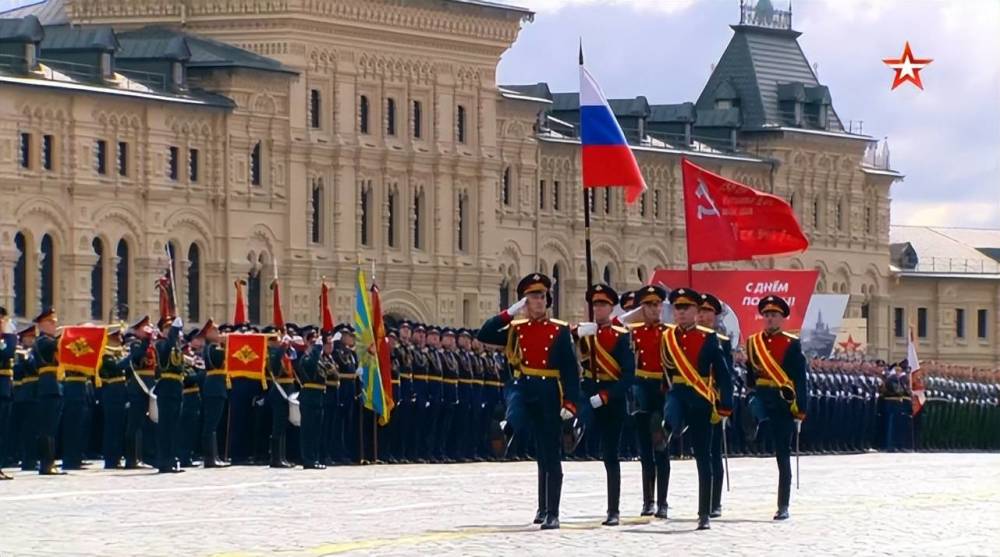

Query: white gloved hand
[3,318,16,334]
[172,316,183,328]
[281,335,292,344]
[506,297,527,316]
[332,332,342,343]
[577,322,598,338]
[560,407,574,421]
[619,307,642,323]
[589,394,604,409]
[313,336,323,346]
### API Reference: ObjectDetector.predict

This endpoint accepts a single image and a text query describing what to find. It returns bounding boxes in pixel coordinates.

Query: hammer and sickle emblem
[695,179,720,220]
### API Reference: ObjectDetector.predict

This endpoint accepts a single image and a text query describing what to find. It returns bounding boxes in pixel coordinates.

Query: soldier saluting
[575,284,635,527]
[477,273,581,530]
[746,295,808,520]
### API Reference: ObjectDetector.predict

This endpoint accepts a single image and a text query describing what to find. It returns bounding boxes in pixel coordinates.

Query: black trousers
[665,388,713,518]
[101,392,127,467]
[156,394,182,471]
[596,398,626,513]
[201,396,226,451]
[710,420,725,510]
[755,389,795,510]
[299,390,324,465]
[0,397,10,466]
[125,388,152,465]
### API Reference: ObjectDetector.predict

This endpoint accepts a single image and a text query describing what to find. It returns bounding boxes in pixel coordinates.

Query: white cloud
[891,200,1000,228]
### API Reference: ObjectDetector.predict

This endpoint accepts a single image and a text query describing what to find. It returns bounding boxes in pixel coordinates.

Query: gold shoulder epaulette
[717,333,730,342]
[696,325,715,334]
[549,318,568,327]
[510,319,529,327]
[612,325,630,335]
[627,322,644,330]
[782,331,799,340]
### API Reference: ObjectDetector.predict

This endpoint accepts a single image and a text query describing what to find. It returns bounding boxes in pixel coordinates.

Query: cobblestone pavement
[1,453,998,556]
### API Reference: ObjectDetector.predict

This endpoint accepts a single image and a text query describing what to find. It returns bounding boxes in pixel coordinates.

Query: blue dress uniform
[424,330,445,462]
[124,317,155,469]
[333,330,360,463]
[578,284,635,526]
[154,319,186,473]
[627,285,671,518]
[200,322,229,468]
[0,316,14,480]
[266,341,297,468]
[480,346,503,460]
[178,334,205,468]
[97,333,130,469]
[61,342,94,471]
[393,328,414,463]
[477,273,581,530]
[382,330,402,463]
[31,309,65,475]
[409,330,431,462]
[698,292,735,517]
[661,288,733,530]
[11,326,38,471]
[228,327,266,466]
[320,343,340,465]
[745,295,808,520]
[438,331,460,462]
[451,336,473,462]
[297,339,327,469]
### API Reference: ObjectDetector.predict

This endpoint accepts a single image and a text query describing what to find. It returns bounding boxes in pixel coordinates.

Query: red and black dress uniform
[699,293,735,518]
[154,317,186,473]
[745,295,808,520]
[578,284,635,527]
[627,285,671,518]
[477,273,581,530]
[661,288,733,530]
[31,308,64,475]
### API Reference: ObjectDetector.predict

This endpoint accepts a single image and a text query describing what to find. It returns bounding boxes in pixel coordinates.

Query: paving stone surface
[1,453,998,556]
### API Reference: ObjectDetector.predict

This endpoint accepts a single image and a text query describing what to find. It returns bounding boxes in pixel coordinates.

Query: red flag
[271,278,285,329]
[320,281,334,333]
[224,333,268,389]
[155,273,174,322]
[370,282,395,423]
[58,326,109,376]
[233,279,247,325]
[682,159,808,265]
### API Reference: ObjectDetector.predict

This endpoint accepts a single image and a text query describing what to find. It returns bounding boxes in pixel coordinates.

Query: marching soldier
[477,273,581,530]
[627,285,671,518]
[125,316,156,469]
[98,327,130,469]
[32,308,64,475]
[199,321,229,468]
[661,288,733,530]
[154,316,186,473]
[576,284,635,526]
[0,309,15,480]
[746,295,809,520]
[297,327,328,469]
[697,292,735,518]
[178,328,205,467]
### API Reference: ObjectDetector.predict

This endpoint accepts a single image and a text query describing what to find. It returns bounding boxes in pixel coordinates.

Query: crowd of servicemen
[1,284,997,521]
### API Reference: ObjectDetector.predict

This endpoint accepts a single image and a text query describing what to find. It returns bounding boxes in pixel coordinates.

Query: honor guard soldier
[319,325,340,465]
[661,288,734,530]
[627,285,671,518]
[332,325,360,463]
[200,321,230,468]
[697,292,734,518]
[98,326,130,469]
[125,316,156,469]
[297,329,328,469]
[0,309,15,480]
[395,322,415,463]
[383,329,403,463]
[576,284,636,526]
[178,328,205,468]
[410,324,431,463]
[32,308,64,475]
[424,326,445,462]
[746,295,808,520]
[477,273,582,530]
[154,316,186,473]
[265,327,296,468]
[12,325,39,472]
[439,328,460,462]
[228,321,264,466]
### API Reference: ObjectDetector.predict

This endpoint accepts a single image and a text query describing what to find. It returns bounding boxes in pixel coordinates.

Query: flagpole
[681,158,695,289]
[580,42,595,321]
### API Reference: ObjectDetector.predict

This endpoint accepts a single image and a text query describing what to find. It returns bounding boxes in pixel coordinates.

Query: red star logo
[883,42,933,90]
[838,334,862,353]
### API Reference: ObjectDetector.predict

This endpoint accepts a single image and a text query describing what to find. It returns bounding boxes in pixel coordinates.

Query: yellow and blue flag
[353,268,394,425]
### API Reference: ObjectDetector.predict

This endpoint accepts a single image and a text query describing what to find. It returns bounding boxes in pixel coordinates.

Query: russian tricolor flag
[579,49,647,204]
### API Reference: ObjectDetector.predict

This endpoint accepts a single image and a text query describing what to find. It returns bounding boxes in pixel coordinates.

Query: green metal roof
[118,27,296,75]
[648,103,696,123]
[117,34,191,62]
[39,24,118,52]
[0,14,43,43]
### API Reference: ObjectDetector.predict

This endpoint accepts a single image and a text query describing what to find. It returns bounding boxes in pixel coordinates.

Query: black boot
[270,436,292,468]
[773,507,789,520]
[540,472,562,530]
[39,437,64,475]
[697,515,711,530]
[124,436,139,469]
[534,469,548,524]
[0,470,12,480]
[603,464,620,526]
[279,436,292,467]
[655,463,669,519]
[640,466,655,516]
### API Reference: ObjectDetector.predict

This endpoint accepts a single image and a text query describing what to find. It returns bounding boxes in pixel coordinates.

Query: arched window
[457,105,467,143]
[14,232,27,317]
[247,263,261,325]
[187,243,200,322]
[311,179,323,244]
[116,239,129,319]
[603,264,613,285]
[551,263,562,319]
[387,188,397,248]
[359,95,370,134]
[499,277,511,310]
[836,199,844,230]
[502,167,511,206]
[40,234,54,310]
[603,188,611,215]
[457,191,468,252]
[413,188,424,249]
[91,238,104,320]
[386,97,396,136]
[360,181,371,246]
[250,141,262,186]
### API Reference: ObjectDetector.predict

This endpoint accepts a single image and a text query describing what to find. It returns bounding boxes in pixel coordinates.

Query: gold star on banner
[233,345,260,364]
[68,338,94,358]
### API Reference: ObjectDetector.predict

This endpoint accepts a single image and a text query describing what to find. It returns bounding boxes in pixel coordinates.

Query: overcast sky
[495,0,1000,229]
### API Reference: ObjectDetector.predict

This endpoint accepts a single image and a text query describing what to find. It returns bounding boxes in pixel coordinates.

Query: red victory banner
[224,333,269,389]
[650,269,819,333]
[682,159,808,265]
[58,326,110,375]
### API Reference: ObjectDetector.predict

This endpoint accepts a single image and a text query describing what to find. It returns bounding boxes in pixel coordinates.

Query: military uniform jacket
[425,347,444,403]
[476,311,581,408]
[32,333,61,397]
[662,325,734,411]
[99,347,130,403]
[297,344,327,389]
[441,349,460,404]
[268,346,299,395]
[745,330,809,408]
[0,332,15,399]
[12,350,35,402]
[333,343,359,394]
[126,338,156,396]
[630,321,671,384]
[394,343,414,402]
[579,323,635,404]
[154,325,185,399]
[202,342,229,398]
